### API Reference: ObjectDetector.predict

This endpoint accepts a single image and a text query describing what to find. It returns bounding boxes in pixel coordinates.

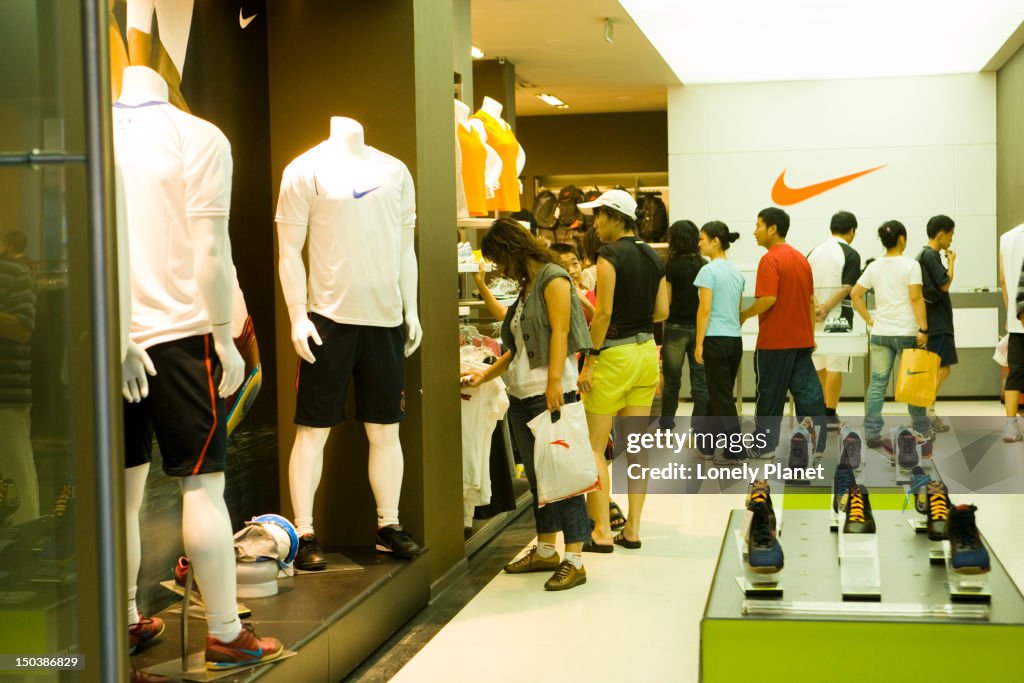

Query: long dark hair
[480,218,557,286]
[667,220,701,262]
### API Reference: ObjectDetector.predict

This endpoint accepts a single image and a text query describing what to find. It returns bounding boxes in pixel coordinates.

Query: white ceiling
[620,0,1024,84]
[471,0,680,116]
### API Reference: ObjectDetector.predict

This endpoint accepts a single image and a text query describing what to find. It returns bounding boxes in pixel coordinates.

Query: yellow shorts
[583,339,659,415]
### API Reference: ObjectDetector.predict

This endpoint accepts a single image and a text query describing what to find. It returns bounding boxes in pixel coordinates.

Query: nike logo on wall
[239,9,258,29]
[770,165,885,206]
[353,186,381,199]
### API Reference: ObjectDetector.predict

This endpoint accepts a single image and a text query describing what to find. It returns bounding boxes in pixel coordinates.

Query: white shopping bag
[527,402,599,507]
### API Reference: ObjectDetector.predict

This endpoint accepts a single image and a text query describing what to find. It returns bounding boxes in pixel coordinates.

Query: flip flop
[613,532,641,550]
[582,540,614,554]
[609,501,626,532]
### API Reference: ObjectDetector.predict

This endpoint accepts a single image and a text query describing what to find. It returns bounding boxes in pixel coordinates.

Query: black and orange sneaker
[746,500,784,573]
[948,504,990,574]
[926,481,951,541]
[843,485,876,534]
[832,463,857,514]
[129,615,165,654]
[745,480,776,530]
[205,624,283,671]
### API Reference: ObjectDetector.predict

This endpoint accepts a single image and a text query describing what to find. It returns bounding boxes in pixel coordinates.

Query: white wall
[668,74,997,290]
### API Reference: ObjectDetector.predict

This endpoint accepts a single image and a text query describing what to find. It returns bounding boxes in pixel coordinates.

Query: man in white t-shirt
[999,223,1024,441]
[807,211,861,429]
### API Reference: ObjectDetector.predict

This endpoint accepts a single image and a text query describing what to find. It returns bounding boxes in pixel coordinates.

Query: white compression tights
[179,472,241,642]
[125,463,149,625]
[289,423,405,535]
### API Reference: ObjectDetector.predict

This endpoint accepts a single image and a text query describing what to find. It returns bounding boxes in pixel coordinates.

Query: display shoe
[504,546,561,574]
[129,615,165,654]
[891,429,920,469]
[1002,419,1022,443]
[746,500,784,573]
[832,463,857,514]
[543,560,587,591]
[930,415,951,433]
[838,426,862,470]
[375,524,425,559]
[294,534,327,571]
[905,466,932,515]
[746,480,776,530]
[948,504,991,574]
[205,623,284,671]
[787,426,810,470]
[173,556,200,594]
[0,479,19,527]
[842,485,876,534]
[925,481,951,541]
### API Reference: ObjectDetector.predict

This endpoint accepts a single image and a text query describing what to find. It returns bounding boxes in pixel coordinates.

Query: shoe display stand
[837,529,881,601]
[701,509,1024,682]
[132,548,429,682]
[944,545,992,603]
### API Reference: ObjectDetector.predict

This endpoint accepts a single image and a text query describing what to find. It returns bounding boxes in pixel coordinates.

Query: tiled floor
[355,400,1024,683]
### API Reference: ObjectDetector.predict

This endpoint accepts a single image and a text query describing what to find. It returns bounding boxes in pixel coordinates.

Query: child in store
[550,243,596,322]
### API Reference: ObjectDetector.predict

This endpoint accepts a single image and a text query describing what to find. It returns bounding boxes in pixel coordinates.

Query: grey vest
[500,263,594,369]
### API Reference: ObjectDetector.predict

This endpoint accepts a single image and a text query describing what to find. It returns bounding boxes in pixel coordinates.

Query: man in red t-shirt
[740,207,827,457]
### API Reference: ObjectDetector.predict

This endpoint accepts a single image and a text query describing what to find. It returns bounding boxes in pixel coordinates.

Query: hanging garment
[460,359,509,508]
[473,110,522,212]
[458,123,490,216]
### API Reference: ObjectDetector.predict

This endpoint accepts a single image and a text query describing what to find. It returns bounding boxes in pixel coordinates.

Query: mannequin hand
[545,380,564,413]
[212,326,244,398]
[694,344,704,366]
[291,316,322,364]
[122,340,157,403]
[404,314,423,357]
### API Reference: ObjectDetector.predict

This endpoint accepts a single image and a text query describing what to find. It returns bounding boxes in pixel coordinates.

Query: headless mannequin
[124,0,193,111]
[279,117,422,539]
[469,96,526,177]
[118,65,244,642]
[454,99,502,197]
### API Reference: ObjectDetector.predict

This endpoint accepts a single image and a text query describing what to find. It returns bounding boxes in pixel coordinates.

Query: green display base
[702,510,1024,683]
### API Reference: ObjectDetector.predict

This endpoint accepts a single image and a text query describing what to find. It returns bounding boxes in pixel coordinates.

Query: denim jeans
[507,392,591,544]
[753,348,827,454]
[661,323,708,418]
[865,335,930,438]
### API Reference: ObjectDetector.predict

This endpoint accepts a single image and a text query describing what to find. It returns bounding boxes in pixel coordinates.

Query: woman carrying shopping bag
[464,218,594,591]
[851,220,932,448]
[576,190,669,552]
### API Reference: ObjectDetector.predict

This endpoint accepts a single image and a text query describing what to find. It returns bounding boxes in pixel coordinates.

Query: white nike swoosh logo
[239,9,257,29]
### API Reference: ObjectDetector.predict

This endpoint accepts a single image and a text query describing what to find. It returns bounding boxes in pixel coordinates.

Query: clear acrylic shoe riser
[838,528,881,600]
[943,541,991,602]
[733,520,783,598]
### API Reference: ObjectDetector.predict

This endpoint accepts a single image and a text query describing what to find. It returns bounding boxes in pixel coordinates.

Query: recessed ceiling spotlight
[537,93,569,108]
[471,46,485,59]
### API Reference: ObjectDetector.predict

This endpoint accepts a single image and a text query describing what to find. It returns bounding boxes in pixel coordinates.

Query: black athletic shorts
[124,335,227,476]
[926,333,958,368]
[1007,333,1024,391]
[294,314,406,427]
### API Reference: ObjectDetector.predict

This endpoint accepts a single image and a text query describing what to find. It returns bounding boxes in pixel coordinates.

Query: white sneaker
[1002,419,1022,443]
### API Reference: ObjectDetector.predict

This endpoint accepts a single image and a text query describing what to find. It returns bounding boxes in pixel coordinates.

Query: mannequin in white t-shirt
[454,99,502,201]
[469,96,525,178]
[116,66,280,656]
[278,117,423,563]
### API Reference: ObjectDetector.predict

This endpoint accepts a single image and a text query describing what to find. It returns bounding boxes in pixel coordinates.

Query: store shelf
[458,262,492,273]
[701,509,1024,682]
[457,217,494,229]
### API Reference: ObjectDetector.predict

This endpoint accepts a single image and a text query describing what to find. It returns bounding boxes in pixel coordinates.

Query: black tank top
[597,236,664,339]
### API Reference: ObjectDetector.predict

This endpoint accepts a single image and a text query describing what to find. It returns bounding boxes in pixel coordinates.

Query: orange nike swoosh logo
[550,440,570,449]
[771,165,885,206]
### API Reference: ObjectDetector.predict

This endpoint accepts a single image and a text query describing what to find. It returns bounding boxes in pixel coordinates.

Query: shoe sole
[544,576,587,591]
[504,562,561,574]
[375,543,424,559]
[582,542,613,553]
[1003,436,1022,443]
[950,564,990,575]
[294,560,326,571]
[206,649,284,671]
[748,564,784,573]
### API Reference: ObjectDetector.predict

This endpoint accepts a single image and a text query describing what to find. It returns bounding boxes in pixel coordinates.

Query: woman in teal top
[693,221,746,459]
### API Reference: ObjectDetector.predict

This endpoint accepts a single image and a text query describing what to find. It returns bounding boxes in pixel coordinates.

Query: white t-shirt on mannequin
[276,143,416,327]
[113,100,231,349]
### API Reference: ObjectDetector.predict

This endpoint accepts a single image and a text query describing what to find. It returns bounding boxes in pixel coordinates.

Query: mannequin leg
[365,422,403,527]
[179,473,241,642]
[288,426,330,536]
[125,463,149,625]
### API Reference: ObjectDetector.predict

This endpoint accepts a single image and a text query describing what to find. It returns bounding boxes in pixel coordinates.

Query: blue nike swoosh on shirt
[353,186,381,199]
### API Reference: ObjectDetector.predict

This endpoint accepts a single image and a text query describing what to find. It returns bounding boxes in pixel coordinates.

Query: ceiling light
[537,93,569,109]
[620,0,1024,84]
[471,46,485,59]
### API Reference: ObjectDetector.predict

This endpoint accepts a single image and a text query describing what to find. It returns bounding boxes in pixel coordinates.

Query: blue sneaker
[746,500,783,573]
[904,466,932,514]
[948,504,990,574]
[832,463,857,513]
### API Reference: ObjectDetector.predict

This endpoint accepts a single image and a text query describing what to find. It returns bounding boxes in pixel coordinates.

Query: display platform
[132,547,429,682]
[701,510,1024,683]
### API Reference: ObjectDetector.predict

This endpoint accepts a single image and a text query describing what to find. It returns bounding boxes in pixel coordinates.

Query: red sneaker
[173,556,199,595]
[205,624,283,670]
[129,615,165,654]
